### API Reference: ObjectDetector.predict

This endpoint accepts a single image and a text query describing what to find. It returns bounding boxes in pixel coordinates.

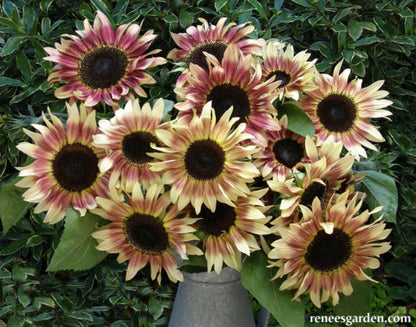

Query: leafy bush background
[0,0,415,326]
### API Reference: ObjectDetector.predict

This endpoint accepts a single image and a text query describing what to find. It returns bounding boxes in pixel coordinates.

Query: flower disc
[52,143,99,192]
[316,94,356,132]
[79,46,128,89]
[122,131,160,165]
[184,139,226,180]
[125,213,169,254]
[304,228,352,272]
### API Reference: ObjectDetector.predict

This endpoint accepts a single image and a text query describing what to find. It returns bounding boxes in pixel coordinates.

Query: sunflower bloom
[93,98,167,192]
[262,40,317,100]
[193,189,271,274]
[300,61,392,157]
[16,103,108,224]
[150,102,260,214]
[44,11,166,107]
[174,45,280,147]
[92,183,202,283]
[267,136,355,224]
[168,17,264,87]
[268,191,391,308]
[253,115,308,181]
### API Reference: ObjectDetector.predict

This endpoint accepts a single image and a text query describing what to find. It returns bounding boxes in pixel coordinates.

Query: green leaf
[276,102,315,137]
[33,297,55,310]
[348,19,362,41]
[179,9,193,29]
[90,0,112,17]
[352,36,382,47]
[334,278,372,327]
[39,0,53,13]
[47,208,108,271]
[16,52,32,81]
[0,235,29,255]
[0,77,26,87]
[1,36,27,56]
[342,49,355,63]
[0,178,32,234]
[214,0,227,12]
[0,17,24,33]
[360,170,398,223]
[241,251,305,327]
[290,0,313,7]
[23,5,36,32]
[351,62,365,77]
[247,0,268,20]
[148,297,163,320]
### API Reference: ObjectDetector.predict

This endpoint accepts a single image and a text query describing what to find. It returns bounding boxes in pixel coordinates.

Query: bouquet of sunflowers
[11,10,396,323]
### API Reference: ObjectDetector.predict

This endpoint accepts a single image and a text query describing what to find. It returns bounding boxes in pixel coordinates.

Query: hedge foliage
[0,0,415,326]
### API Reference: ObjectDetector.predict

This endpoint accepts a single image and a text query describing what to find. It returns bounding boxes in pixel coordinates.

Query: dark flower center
[272,138,304,168]
[194,203,236,237]
[266,70,291,88]
[185,139,226,180]
[122,131,159,165]
[79,46,128,89]
[125,213,169,254]
[187,42,228,71]
[300,181,327,206]
[305,228,352,272]
[317,94,357,132]
[206,84,251,121]
[52,143,99,192]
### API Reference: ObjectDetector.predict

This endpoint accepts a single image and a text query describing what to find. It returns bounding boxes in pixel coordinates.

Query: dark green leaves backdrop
[0,0,415,326]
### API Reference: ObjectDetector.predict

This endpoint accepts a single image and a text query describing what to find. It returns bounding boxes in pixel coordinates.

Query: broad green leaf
[16,52,32,81]
[241,251,305,327]
[0,178,32,234]
[179,9,193,29]
[0,77,25,87]
[276,102,315,137]
[47,208,108,272]
[360,170,398,223]
[334,279,372,327]
[348,19,362,41]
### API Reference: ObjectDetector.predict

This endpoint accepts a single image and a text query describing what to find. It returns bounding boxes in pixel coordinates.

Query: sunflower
[168,17,264,87]
[262,40,317,100]
[192,189,271,274]
[267,136,355,223]
[93,98,167,192]
[268,191,391,308]
[15,103,108,224]
[300,61,392,157]
[92,183,202,283]
[44,11,166,107]
[174,45,280,147]
[149,102,260,214]
[253,115,308,181]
